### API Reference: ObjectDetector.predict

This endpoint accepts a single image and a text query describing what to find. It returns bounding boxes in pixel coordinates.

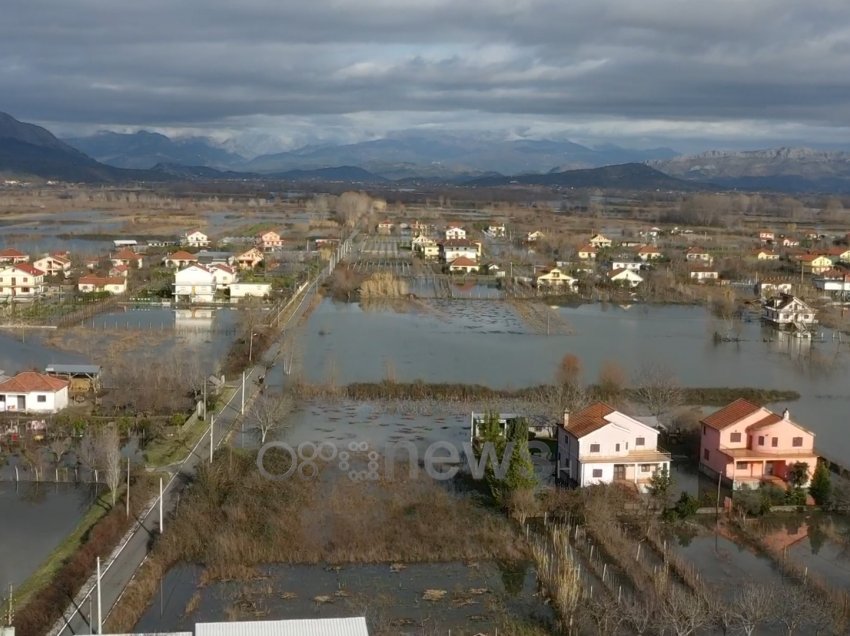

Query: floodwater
[0,330,89,374]
[134,561,546,634]
[0,210,125,254]
[297,300,850,459]
[0,482,97,590]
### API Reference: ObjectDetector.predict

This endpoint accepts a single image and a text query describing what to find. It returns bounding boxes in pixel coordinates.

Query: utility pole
[241,371,245,414]
[202,378,207,421]
[209,415,215,464]
[159,477,164,534]
[125,457,130,518]
[96,556,102,634]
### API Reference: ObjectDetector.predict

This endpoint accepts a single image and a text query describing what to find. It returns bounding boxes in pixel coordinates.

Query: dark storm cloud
[3,0,850,145]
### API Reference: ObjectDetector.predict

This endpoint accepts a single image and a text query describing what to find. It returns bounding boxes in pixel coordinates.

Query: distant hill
[0,112,165,182]
[466,163,705,191]
[66,130,245,169]
[243,133,678,178]
[268,166,387,183]
[650,147,850,192]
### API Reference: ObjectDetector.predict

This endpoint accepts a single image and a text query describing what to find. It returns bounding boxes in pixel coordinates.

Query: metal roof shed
[195,618,369,636]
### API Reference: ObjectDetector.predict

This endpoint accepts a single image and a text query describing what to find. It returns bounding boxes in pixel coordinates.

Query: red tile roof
[449,256,477,267]
[565,402,617,438]
[746,413,783,431]
[13,263,44,276]
[166,250,198,261]
[112,248,140,260]
[0,248,26,258]
[701,398,761,430]
[0,371,69,393]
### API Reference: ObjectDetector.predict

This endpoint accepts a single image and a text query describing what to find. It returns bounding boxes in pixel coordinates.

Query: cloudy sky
[4,0,850,154]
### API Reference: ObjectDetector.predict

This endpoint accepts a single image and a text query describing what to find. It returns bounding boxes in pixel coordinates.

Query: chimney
[782,408,790,420]
[563,410,570,428]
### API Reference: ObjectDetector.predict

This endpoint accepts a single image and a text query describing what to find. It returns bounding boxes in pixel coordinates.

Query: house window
[592,469,603,478]
[590,444,600,453]
[641,464,651,473]
[736,461,748,470]
[615,443,620,452]
[758,436,765,445]
[636,437,645,447]
[792,437,803,447]
[730,432,742,443]
[37,395,46,403]
[702,425,706,435]
[703,449,710,461]
[772,437,778,447]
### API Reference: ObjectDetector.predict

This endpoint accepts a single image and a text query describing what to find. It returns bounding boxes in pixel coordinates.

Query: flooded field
[296,299,850,458]
[134,561,546,634]
[0,482,97,590]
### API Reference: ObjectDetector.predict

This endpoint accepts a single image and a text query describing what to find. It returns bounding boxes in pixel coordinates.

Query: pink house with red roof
[699,398,818,488]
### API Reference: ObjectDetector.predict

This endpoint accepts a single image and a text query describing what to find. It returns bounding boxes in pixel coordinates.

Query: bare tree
[729,582,775,636]
[657,586,712,636]
[584,594,625,636]
[596,360,626,403]
[49,436,72,467]
[774,584,814,636]
[622,596,655,635]
[632,362,683,419]
[556,353,583,387]
[97,425,123,507]
[250,392,294,444]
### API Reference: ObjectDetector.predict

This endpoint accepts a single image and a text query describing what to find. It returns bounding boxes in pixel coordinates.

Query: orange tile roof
[0,248,26,258]
[112,248,140,260]
[166,250,198,260]
[449,256,477,267]
[565,402,617,438]
[701,398,761,430]
[0,371,69,393]
[745,413,783,431]
[13,263,44,276]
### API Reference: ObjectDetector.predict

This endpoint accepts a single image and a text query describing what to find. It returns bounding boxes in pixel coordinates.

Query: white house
[685,247,713,263]
[557,402,671,492]
[762,294,817,328]
[610,260,643,272]
[174,264,217,303]
[527,230,545,242]
[535,267,577,291]
[235,247,264,270]
[209,263,237,288]
[588,233,612,248]
[485,224,506,238]
[0,264,45,300]
[608,269,643,288]
[448,256,479,274]
[689,266,719,282]
[814,271,850,295]
[0,371,70,414]
[445,226,467,240]
[111,248,144,269]
[163,250,199,268]
[422,243,440,260]
[442,240,479,262]
[185,230,210,248]
[0,248,30,264]
[33,254,72,277]
[229,282,272,299]
[77,275,127,295]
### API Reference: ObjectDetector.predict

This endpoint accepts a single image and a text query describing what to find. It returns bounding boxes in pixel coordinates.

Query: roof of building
[745,413,783,431]
[686,246,710,254]
[166,250,198,260]
[195,617,369,636]
[637,245,661,253]
[443,239,477,247]
[0,248,27,257]
[0,371,70,393]
[565,402,617,438]
[79,275,126,286]
[700,398,761,430]
[578,244,597,252]
[12,263,45,276]
[795,253,831,262]
[45,364,102,376]
[112,248,140,260]
[449,256,478,267]
[609,268,641,278]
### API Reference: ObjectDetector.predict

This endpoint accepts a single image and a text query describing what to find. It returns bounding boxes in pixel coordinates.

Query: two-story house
[608,268,644,288]
[256,230,284,251]
[699,399,818,488]
[685,247,713,264]
[636,245,662,261]
[486,224,506,238]
[162,250,199,269]
[185,230,210,248]
[689,266,720,282]
[0,264,45,300]
[445,226,467,241]
[761,294,816,328]
[235,247,264,270]
[576,244,598,260]
[795,253,833,275]
[588,234,612,249]
[110,248,144,269]
[557,402,671,491]
[33,254,72,277]
[442,239,480,262]
[174,264,217,303]
[0,248,30,264]
[209,263,237,288]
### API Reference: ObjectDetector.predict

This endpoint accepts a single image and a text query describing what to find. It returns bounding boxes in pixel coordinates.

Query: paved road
[49,278,321,636]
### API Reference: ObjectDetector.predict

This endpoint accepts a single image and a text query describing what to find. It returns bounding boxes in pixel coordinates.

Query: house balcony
[579,448,672,464]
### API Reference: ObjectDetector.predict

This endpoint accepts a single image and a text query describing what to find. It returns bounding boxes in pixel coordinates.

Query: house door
[16,396,25,410]
[613,465,626,480]
[764,461,775,476]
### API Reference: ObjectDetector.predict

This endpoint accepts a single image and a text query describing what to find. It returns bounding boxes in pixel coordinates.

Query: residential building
[795,253,833,275]
[196,251,235,267]
[0,263,45,299]
[751,248,780,261]
[0,371,70,413]
[557,402,671,492]
[756,278,794,298]
[610,259,643,272]
[109,263,130,278]
[163,250,199,268]
[813,270,850,295]
[209,263,237,288]
[0,248,29,264]
[527,230,545,242]
[422,243,440,260]
[758,230,775,243]
[826,247,850,263]
[636,245,662,261]
[84,257,101,271]
[442,239,479,262]
[685,247,713,263]
[761,294,817,328]
[445,226,467,240]
[486,264,505,278]
[689,266,719,282]
[44,364,102,395]
[235,247,264,270]
[700,399,818,488]
[376,220,394,235]
[535,267,577,291]
[486,224,506,238]
[77,275,127,294]
[185,230,210,248]
[33,254,72,276]
[110,248,144,269]
[588,233,612,248]
[576,244,598,260]
[780,237,800,248]
[448,256,479,274]
[411,234,434,250]
[113,239,138,248]
[608,268,643,288]
[256,230,284,250]
[174,264,217,303]
[230,282,272,299]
